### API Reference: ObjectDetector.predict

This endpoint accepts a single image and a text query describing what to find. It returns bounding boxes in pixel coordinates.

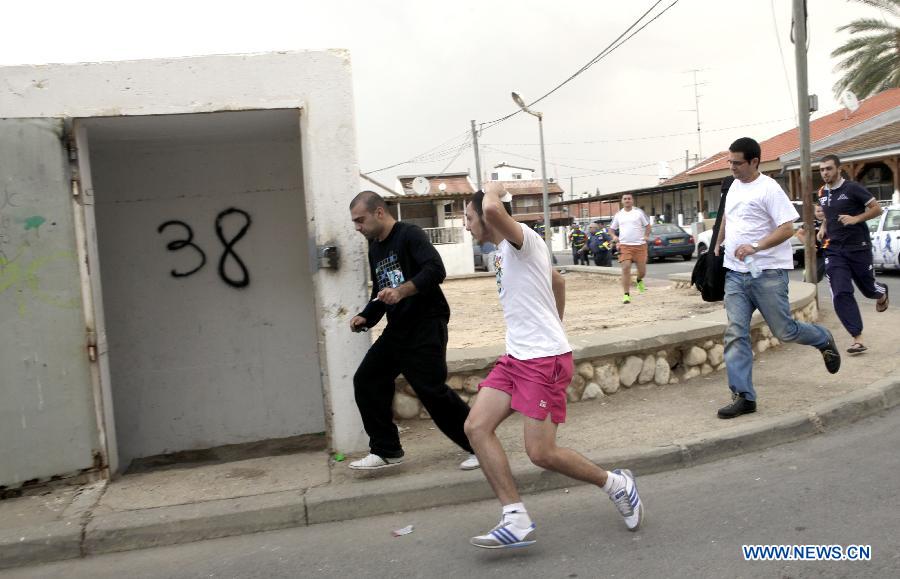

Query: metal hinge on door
[86,330,97,362]
[66,128,87,201]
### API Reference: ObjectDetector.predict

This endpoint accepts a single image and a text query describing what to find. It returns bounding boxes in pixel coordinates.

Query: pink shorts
[479,352,574,423]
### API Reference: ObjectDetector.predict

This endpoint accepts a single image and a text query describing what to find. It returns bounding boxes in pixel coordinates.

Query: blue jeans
[723,269,830,401]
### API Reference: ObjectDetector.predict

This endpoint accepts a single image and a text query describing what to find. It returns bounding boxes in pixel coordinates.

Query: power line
[437,134,473,174]
[482,145,674,177]
[363,0,682,176]
[771,0,798,123]
[481,117,795,146]
[558,156,686,179]
[363,129,470,174]
[480,0,681,133]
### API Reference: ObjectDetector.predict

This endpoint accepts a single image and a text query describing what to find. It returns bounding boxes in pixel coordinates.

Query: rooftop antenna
[682,69,707,159]
[658,160,673,183]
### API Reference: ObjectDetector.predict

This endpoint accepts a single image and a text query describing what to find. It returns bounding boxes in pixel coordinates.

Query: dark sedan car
[648,224,694,261]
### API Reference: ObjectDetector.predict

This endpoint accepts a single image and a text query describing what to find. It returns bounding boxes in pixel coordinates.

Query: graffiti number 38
[157,207,252,288]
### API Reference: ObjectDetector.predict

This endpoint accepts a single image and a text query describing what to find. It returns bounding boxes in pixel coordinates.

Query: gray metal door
[0,119,100,486]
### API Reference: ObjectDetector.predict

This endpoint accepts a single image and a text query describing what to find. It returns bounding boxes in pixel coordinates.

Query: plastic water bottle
[744,255,761,278]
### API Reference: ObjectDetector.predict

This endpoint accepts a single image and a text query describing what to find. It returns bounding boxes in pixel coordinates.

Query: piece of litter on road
[333,452,345,462]
[563,488,569,493]
[392,525,415,537]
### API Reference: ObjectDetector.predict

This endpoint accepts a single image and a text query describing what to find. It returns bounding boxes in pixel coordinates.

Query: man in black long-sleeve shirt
[348,191,478,471]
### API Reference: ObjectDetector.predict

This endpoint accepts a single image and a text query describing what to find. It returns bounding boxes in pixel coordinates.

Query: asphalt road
[5,407,898,579]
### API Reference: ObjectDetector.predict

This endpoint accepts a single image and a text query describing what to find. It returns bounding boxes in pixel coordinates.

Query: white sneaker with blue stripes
[470,516,537,549]
[609,468,644,531]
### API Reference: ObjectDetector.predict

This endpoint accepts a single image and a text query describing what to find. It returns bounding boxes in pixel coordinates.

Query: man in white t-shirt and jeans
[462,182,644,550]
[714,137,841,419]
[610,193,652,304]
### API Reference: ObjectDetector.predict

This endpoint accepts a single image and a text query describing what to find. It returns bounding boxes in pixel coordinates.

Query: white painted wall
[85,111,325,463]
[552,228,567,252]
[435,229,475,276]
[492,165,536,180]
[0,51,370,460]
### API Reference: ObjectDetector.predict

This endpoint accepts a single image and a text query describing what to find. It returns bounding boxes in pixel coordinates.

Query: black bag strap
[709,178,733,251]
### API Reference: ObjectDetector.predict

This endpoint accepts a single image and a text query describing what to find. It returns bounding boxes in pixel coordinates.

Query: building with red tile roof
[554,88,900,223]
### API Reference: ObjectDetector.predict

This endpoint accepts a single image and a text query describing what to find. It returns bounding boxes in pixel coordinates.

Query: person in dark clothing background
[795,202,827,283]
[569,224,589,265]
[817,155,888,354]
[584,222,613,266]
[348,191,478,471]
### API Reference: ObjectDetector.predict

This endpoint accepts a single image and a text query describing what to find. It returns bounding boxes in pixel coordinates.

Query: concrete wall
[85,111,325,464]
[0,51,371,472]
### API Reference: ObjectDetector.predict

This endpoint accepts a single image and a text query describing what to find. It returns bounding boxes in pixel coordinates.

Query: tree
[831,0,900,98]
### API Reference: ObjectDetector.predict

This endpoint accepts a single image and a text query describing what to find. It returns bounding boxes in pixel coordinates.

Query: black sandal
[847,343,868,354]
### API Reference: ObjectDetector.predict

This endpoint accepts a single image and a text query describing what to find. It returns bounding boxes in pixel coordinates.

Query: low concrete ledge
[445,278,816,375]
[669,271,693,289]
[555,264,621,277]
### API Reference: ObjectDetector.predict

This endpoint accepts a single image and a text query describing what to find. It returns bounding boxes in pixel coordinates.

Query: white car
[694,228,716,256]
[870,204,900,271]
[695,223,805,264]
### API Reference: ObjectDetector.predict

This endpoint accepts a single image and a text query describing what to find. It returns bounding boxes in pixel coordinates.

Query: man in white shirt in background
[610,193,651,304]
[714,137,841,420]
[461,181,644,550]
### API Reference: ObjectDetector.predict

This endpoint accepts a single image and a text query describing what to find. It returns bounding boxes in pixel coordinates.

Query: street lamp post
[512,91,552,251]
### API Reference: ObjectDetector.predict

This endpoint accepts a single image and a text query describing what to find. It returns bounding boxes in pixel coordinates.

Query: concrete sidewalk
[2,293,899,570]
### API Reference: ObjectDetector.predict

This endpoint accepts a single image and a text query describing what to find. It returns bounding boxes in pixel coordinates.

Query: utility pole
[685,149,690,171]
[570,176,574,201]
[793,0,816,289]
[470,120,483,189]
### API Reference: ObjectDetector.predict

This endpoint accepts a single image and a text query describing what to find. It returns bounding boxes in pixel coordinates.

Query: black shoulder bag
[691,177,733,302]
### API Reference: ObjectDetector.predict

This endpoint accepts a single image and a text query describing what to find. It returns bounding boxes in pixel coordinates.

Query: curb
[84,490,307,556]
[3,375,898,569]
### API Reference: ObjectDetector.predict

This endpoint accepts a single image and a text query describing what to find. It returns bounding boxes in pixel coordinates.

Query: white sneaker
[470,516,536,549]
[459,454,480,470]
[348,453,404,470]
[608,468,644,531]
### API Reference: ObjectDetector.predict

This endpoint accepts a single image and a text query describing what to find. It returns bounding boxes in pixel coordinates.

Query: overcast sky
[1,0,886,195]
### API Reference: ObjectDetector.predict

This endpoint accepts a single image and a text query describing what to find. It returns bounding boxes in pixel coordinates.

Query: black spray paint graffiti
[215,208,251,288]
[157,208,252,288]
[156,220,207,277]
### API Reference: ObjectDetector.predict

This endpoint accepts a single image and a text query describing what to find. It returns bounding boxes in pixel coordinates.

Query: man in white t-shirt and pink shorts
[462,181,645,550]
[610,193,652,304]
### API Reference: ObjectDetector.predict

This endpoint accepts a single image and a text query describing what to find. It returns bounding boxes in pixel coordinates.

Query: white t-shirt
[611,208,650,245]
[723,173,798,272]
[494,224,571,360]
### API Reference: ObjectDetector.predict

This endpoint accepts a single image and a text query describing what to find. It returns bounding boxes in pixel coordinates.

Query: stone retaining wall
[391,272,819,420]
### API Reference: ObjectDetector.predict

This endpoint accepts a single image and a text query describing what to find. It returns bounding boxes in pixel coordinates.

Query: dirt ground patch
[373,272,720,349]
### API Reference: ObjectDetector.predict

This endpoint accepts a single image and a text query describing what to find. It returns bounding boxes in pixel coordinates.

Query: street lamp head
[511,91,541,118]
[511,91,527,109]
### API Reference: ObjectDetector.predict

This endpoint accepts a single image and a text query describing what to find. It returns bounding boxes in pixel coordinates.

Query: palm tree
[831,0,900,98]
